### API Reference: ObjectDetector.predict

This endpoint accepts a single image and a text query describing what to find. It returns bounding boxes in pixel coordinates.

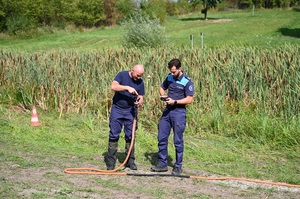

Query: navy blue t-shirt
[112,71,145,108]
[161,72,194,102]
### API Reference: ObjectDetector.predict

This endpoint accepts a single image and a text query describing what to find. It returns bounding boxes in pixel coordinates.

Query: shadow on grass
[102,151,128,168]
[293,7,300,12]
[144,152,174,167]
[179,17,219,21]
[278,28,300,38]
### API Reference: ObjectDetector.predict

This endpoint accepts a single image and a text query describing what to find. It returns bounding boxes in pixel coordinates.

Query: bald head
[133,64,144,74]
[131,64,144,80]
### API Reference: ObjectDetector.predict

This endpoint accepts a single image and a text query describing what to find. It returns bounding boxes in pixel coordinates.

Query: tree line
[0,0,298,37]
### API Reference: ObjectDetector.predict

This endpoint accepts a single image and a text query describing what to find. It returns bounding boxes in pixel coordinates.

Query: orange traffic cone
[31,106,40,126]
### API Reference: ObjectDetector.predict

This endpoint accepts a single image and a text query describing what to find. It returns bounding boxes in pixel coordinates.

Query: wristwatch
[174,100,177,105]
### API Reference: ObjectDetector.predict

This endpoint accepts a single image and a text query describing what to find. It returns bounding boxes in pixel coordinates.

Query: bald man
[105,64,145,170]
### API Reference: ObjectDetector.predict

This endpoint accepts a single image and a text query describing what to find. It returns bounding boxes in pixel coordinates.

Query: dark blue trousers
[157,108,186,168]
[109,104,137,141]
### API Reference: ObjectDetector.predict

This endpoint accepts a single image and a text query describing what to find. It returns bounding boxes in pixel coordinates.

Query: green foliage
[0,9,299,49]
[140,0,168,22]
[264,0,276,8]
[104,0,117,25]
[167,0,194,15]
[0,0,299,33]
[73,0,105,27]
[25,0,53,25]
[120,11,167,48]
[0,0,27,31]
[115,0,137,22]
[103,0,138,26]
[238,0,253,9]
[189,0,224,19]
[0,0,7,30]
[189,0,223,9]
[6,14,37,38]
[207,0,224,8]
[39,0,76,25]
[252,0,264,8]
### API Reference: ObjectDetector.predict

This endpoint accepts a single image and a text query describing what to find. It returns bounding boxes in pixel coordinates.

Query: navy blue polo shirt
[161,72,194,103]
[112,71,145,108]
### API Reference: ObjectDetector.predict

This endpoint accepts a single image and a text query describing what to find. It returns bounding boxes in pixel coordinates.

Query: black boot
[106,141,118,170]
[125,140,137,170]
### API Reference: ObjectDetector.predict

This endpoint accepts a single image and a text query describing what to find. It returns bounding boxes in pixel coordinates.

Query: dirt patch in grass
[210,19,233,23]
[1,153,300,199]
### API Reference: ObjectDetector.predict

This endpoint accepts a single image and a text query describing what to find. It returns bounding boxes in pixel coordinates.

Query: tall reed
[0,45,299,147]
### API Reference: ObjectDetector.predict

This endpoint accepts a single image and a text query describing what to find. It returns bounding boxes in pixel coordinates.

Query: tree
[71,0,105,27]
[189,0,223,20]
[115,0,136,20]
[140,0,167,23]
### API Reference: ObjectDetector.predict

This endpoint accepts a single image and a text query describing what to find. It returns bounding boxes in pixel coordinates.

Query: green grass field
[0,8,299,52]
[1,8,300,198]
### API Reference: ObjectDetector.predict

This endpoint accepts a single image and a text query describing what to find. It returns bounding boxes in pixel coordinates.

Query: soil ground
[1,153,300,199]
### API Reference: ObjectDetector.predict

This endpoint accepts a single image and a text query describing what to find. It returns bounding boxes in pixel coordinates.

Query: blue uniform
[109,71,145,141]
[157,72,194,168]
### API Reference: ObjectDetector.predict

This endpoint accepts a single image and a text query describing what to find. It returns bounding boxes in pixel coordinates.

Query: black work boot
[172,167,182,176]
[105,141,118,170]
[125,141,137,170]
[151,163,168,172]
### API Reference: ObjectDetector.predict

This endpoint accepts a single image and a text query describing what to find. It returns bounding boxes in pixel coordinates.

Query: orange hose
[64,109,300,189]
[189,176,300,188]
[64,109,137,175]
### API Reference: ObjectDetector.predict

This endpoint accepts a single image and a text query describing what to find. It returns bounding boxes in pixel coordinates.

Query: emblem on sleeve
[189,85,193,91]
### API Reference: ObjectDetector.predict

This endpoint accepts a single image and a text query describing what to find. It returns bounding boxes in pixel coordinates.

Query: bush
[120,11,166,48]
[6,15,37,38]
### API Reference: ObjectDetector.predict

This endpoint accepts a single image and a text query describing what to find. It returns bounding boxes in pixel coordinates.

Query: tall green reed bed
[0,45,299,148]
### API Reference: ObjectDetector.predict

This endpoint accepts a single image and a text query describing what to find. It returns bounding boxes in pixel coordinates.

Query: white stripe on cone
[31,106,40,126]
